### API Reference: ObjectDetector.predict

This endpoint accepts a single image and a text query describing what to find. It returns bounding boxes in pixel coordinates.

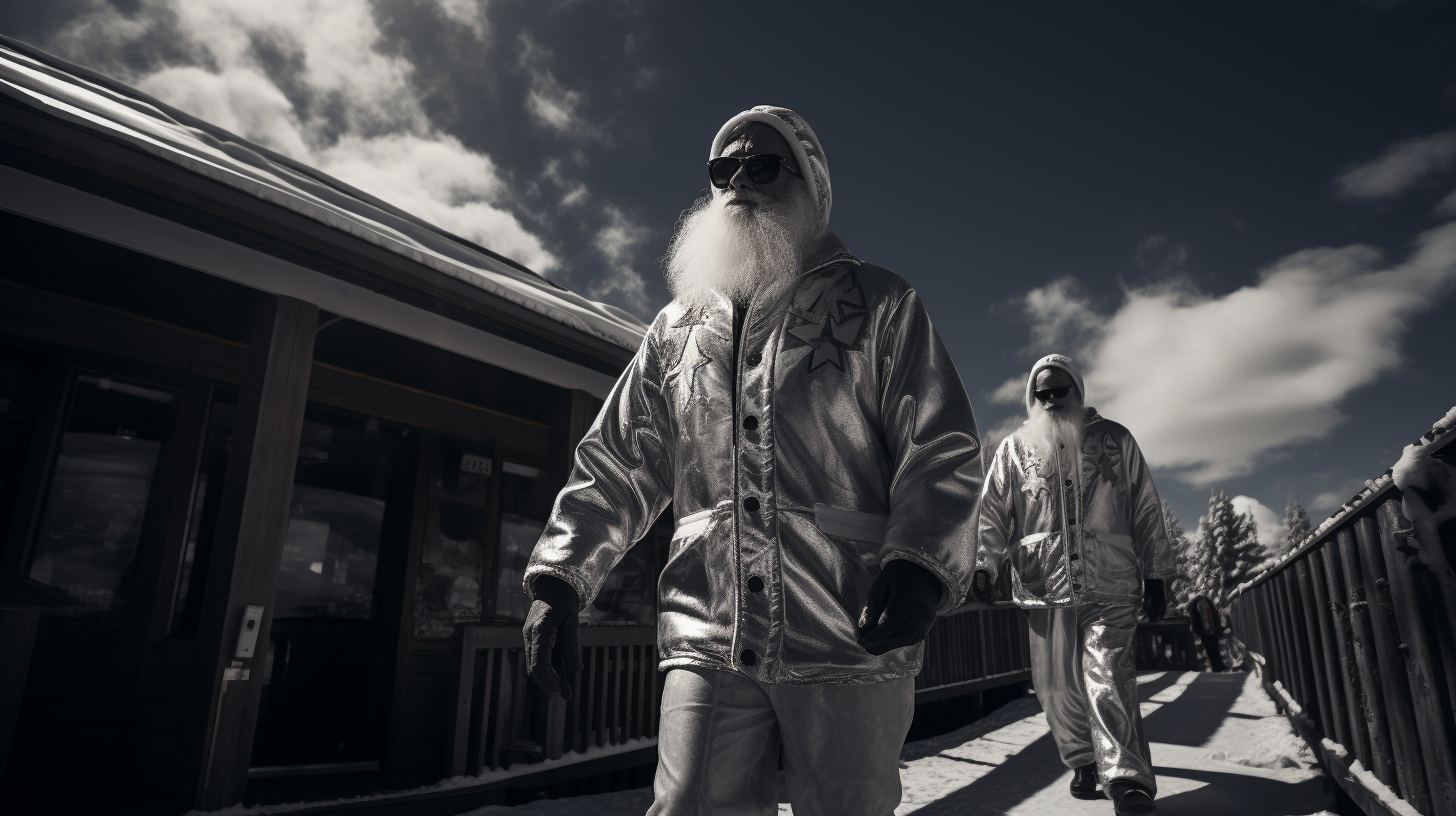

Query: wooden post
[1314,546,1370,769]
[1376,499,1456,816]
[1334,528,1396,793]
[189,295,318,810]
[1273,572,1315,722]
[1293,559,1341,743]
[1354,516,1430,814]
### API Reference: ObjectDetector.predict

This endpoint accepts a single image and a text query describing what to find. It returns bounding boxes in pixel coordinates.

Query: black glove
[523,576,583,700]
[1143,579,1166,621]
[856,560,943,656]
[968,570,993,604]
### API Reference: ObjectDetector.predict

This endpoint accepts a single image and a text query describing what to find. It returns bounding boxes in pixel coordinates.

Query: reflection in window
[493,462,549,624]
[29,374,177,615]
[415,438,492,637]
[414,500,487,637]
[494,513,544,623]
[276,406,406,621]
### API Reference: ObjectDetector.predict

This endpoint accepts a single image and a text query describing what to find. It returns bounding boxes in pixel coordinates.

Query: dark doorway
[178,396,418,770]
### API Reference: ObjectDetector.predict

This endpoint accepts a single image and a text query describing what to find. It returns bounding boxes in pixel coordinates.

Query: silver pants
[647,667,915,816]
[1027,600,1155,793]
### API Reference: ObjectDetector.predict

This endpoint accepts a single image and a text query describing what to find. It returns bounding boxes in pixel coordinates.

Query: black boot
[1070,763,1104,800]
[1108,781,1156,815]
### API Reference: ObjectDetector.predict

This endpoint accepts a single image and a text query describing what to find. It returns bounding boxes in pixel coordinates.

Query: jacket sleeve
[525,317,676,604]
[974,437,1019,586]
[876,288,984,614]
[1125,433,1175,581]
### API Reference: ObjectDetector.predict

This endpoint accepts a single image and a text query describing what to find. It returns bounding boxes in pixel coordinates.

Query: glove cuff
[531,574,582,612]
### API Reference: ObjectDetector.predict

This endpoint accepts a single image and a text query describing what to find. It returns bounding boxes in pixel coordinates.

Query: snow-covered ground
[453,668,1335,816]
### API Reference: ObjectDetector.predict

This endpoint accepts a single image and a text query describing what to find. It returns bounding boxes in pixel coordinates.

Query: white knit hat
[710,105,832,225]
[1024,354,1086,411]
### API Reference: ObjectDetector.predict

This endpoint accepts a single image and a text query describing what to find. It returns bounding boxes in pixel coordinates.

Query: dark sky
[4,0,1454,542]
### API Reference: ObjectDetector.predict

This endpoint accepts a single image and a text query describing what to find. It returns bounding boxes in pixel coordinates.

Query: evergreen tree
[1170,500,1218,614]
[1197,489,1263,605]
[1282,497,1312,556]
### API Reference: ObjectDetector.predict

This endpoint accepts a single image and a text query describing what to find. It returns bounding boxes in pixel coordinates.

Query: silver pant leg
[768,676,916,816]
[647,667,781,816]
[1027,606,1095,768]
[1080,602,1155,793]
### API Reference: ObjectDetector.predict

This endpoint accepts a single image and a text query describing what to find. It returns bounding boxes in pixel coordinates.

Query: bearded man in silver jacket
[974,354,1173,816]
[520,106,983,816]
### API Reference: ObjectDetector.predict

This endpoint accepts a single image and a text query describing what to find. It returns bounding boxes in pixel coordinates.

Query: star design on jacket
[1020,456,1051,499]
[787,312,866,372]
[787,269,868,373]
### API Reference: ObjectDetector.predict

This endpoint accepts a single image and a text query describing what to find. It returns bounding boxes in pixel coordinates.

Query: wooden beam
[189,295,318,810]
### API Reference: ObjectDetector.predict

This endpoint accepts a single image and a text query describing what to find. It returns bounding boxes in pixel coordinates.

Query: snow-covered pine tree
[1282,497,1311,556]
[1199,489,1263,602]
[1175,500,1219,614]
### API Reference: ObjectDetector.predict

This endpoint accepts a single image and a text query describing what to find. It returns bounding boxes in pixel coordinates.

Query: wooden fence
[1228,422,1455,816]
[447,601,1033,779]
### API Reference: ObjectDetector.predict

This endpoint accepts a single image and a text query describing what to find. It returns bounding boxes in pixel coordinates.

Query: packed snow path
[454,668,1335,816]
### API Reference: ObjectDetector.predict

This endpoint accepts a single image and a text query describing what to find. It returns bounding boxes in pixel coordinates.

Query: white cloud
[588,205,652,314]
[518,34,592,139]
[1018,223,1456,484]
[989,376,1025,405]
[432,0,489,41]
[1022,277,1103,351]
[1336,129,1456,200]
[49,0,558,273]
[1231,495,1281,548]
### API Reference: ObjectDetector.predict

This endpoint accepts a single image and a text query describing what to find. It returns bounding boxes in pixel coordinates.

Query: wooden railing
[1228,423,1455,816]
[448,599,1034,778]
[915,603,1032,702]
[448,626,657,778]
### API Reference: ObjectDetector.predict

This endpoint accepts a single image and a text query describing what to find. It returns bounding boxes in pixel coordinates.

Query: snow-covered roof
[0,37,647,354]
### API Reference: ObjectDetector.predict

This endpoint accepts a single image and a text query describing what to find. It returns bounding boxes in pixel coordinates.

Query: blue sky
[5,0,1454,546]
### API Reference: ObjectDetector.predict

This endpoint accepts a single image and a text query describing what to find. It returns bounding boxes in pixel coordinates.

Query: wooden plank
[1338,526,1398,793]
[1300,555,1350,748]
[190,295,318,810]
[1354,515,1430,811]
[449,628,480,777]
[1315,542,1373,774]
[1375,499,1456,816]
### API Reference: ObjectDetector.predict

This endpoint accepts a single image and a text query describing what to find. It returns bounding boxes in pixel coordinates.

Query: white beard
[663,194,809,308]
[1024,394,1086,463]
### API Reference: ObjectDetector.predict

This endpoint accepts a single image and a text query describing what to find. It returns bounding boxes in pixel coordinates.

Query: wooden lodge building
[0,37,1032,816]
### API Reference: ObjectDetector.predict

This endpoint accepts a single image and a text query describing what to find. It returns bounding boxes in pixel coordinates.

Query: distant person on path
[973,354,1174,816]
[1189,595,1227,672]
[521,105,984,816]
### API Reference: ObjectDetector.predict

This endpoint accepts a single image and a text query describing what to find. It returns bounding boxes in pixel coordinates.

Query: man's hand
[523,576,583,700]
[967,570,993,604]
[857,560,943,656]
[1143,579,1166,621]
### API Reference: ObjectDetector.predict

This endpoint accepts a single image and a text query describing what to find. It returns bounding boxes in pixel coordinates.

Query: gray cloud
[1336,129,1456,200]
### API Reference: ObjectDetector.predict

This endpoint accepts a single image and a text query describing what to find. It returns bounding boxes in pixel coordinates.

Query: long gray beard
[1024,396,1086,463]
[664,195,803,308]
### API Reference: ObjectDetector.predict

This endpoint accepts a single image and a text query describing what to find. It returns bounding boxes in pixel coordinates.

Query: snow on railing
[1229,405,1456,599]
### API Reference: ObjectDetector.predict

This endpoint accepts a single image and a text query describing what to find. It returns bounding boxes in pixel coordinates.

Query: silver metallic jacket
[526,256,983,684]
[975,410,1174,608]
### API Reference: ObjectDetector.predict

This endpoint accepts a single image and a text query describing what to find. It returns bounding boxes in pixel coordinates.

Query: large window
[28,373,178,615]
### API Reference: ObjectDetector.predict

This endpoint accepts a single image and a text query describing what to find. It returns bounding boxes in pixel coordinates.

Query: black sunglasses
[707,154,803,189]
[1034,386,1073,401]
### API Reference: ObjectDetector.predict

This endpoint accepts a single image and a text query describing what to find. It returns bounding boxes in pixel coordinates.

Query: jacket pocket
[672,508,715,542]
[1085,532,1139,595]
[1012,531,1056,597]
[812,503,889,544]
